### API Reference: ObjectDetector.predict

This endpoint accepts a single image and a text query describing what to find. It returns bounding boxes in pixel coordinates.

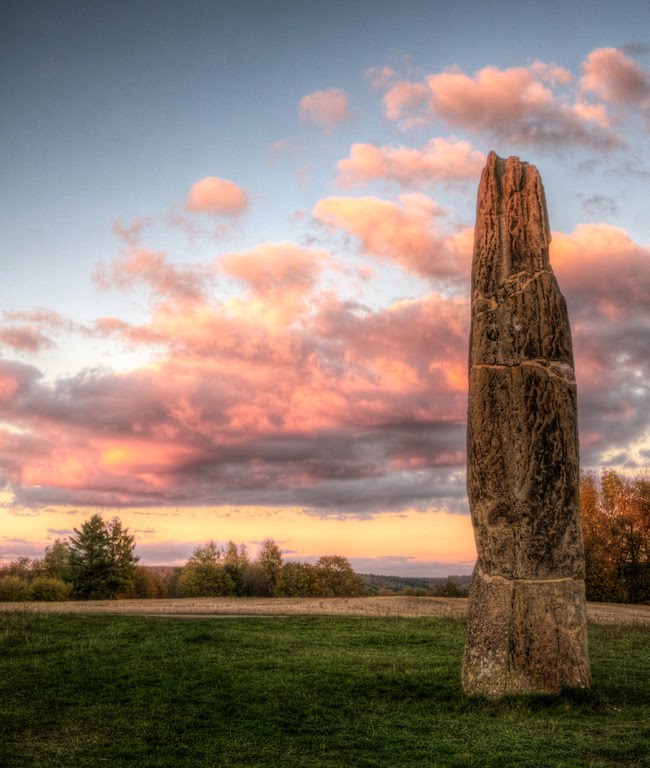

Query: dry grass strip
[2,596,649,625]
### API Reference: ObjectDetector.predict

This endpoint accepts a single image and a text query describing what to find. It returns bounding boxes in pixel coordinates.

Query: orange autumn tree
[580,470,650,603]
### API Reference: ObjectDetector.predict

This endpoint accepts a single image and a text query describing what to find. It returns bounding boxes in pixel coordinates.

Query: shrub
[315,556,365,597]
[178,564,235,597]
[29,577,71,602]
[131,566,167,598]
[0,576,31,602]
[403,586,430,597]
[434,578,467,598]
[278,562,321,596]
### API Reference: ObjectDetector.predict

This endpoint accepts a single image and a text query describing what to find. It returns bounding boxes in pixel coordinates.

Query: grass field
[1,610,649,768]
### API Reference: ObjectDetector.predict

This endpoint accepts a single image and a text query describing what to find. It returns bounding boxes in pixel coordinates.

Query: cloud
[134,540,197,565]
[336,137,485,188]
[313,193,472,282]
[0,326,55,352]
[0,308,78,353]
[552,223,650,321]
[299,88,349,132]
[365,66,397,90]
[383,81,430,125]
[0,538,43,562]
[221,242,326,296]
[620,42,650,57]
[551,223,650,465]
[112,218,148,246]
[5,203,649,515]
[381,59,617,148]
[94,247,214,303]
[220,242,329,326]
[0,359,41,401]
[0,271,473,514]
[580,47,650,108]
[185,176,249,217]
[581,194,618,218]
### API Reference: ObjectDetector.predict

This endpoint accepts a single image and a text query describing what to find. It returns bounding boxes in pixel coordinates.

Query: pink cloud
[383,81,429,120]
[552,223,650,320]
[3,308,69,326]
[94,247,214,303]
[5,206,650,511]
[221,242,326,296]
[0,309,74,353]
[220,242,330,326]
[381,60,616,148]
[0,374,20,401]
[112,218,148,246]
[580,47,650,107]
[0,270,472,512]
[186,176,249,216]
[0,326,54,352]
[546,223,650,463]
[529,61,573,86]
[336,137,485,188]
[299,88,349,132]
[365,66,397,90]
[313,193,472,281]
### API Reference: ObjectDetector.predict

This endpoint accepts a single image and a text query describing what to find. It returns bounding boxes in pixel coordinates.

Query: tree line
[0,513,365,601]
[2,471,649,604]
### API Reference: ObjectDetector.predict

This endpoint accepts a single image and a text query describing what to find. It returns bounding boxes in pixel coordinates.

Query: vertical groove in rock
[462,152,591,697]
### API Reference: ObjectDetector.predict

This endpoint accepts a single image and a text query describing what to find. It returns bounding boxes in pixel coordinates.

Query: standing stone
[462,152,591,697]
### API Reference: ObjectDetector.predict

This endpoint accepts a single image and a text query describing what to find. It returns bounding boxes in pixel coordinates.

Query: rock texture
[462,152,591,697]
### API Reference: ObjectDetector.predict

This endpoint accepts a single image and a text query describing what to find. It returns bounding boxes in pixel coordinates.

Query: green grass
[1,611,649,767]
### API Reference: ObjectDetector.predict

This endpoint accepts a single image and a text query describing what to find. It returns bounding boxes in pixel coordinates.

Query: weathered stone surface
[470,269,574,367]
[462,152,590,697]
[468,364,583,579]
[463,568,590,696]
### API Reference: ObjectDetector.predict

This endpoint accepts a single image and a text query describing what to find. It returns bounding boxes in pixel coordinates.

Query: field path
[4,596,650,625]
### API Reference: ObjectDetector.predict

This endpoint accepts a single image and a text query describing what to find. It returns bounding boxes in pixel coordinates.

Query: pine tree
[68,514,139,599]
[106,517,139,598]
[68,514,112,599]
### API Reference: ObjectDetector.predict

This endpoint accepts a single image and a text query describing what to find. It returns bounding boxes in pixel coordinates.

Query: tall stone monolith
[462,152,591,697]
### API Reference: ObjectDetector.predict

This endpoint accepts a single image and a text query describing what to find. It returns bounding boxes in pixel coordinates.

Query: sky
[2,0,650,576]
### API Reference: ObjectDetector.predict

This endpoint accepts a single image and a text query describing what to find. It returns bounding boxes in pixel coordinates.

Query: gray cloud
[581,194,618,218]
[620,42,650,56]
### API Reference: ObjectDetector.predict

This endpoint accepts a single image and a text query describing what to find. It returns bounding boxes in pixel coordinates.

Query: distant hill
[359,573,471,597]
[137,565,471,597]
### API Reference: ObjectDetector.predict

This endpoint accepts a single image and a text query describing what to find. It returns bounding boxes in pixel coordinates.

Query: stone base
[462,567,591,698]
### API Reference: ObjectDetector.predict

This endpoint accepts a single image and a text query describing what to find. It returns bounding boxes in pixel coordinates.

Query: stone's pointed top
[481,151,544,204]
[470,152,573,367]
[485,149,537,170]
[485,149,504,172]
[473,151,551,285]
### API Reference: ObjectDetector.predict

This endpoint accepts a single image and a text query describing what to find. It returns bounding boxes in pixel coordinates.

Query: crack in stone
[471,359,575,382]
[477,571,584,585]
